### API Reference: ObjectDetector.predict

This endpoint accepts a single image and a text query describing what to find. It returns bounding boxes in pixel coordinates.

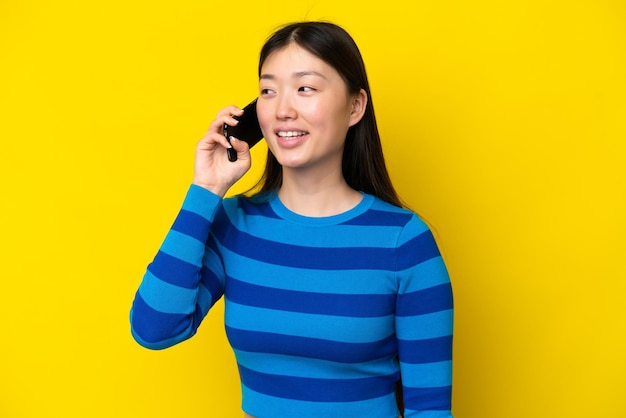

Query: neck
[278,166,362,217]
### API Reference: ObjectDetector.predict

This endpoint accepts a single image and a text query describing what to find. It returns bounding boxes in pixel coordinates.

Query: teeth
[277,131,307,138]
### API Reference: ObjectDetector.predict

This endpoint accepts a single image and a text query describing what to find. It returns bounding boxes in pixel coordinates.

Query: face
[257,43,366,173]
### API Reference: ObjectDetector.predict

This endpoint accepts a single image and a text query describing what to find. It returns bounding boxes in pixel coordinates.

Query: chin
[273,153,308,169]
[276,159,308,170]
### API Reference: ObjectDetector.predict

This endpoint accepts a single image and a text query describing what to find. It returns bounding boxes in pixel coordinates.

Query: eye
[260,88,275,97]
[298,86,316,93]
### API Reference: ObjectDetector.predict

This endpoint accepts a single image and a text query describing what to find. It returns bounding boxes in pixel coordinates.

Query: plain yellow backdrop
[1,0,625,417]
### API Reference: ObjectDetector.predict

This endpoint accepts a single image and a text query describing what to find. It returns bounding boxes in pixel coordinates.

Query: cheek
[302,102,345,129]
[256,107,272,136]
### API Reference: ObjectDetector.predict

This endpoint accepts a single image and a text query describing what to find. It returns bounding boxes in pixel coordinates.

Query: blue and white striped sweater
[131,184,453,417]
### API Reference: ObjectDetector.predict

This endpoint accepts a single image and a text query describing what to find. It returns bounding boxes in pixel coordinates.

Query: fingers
[192,105,253,195]
[199,104,253,163]
[207,105,245,135]
[224,136,251,163]
[197,130,230,153]
[216,105,245,119]
[200,107,238,147]
[229,136,250,153]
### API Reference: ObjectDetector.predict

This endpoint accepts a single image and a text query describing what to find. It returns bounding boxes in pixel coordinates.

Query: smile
[277,131,308,138]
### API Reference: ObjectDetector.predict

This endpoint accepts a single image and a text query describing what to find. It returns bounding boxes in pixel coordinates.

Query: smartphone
[223,98,264,162]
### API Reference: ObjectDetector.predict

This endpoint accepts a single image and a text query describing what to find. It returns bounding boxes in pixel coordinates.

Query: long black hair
[250,21,404,209]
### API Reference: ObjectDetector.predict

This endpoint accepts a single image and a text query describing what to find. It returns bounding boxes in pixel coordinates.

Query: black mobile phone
[223,98,264,162]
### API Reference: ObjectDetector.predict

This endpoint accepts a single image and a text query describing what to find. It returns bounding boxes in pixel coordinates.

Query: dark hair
[250,21,404,208]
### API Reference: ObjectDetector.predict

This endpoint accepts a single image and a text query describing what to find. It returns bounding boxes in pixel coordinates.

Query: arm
[130,185,226,349]
[130,105,253,349]
[395,216,454,417]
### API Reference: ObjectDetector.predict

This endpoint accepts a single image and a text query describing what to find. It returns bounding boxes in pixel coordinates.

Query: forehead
[260,43,337,78]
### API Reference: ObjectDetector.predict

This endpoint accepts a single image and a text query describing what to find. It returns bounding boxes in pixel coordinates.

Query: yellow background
[1,0,625,417]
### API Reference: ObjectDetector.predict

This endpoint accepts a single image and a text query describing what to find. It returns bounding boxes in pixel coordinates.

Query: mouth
[276,130,309,139]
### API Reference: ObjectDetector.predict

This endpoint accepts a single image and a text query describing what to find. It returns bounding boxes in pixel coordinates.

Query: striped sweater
[130,184,454,417]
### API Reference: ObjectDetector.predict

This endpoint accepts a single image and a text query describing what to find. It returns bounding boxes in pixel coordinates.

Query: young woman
[130,21,454,418]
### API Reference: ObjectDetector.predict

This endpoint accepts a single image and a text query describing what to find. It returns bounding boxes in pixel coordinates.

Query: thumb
[229,136,251,154]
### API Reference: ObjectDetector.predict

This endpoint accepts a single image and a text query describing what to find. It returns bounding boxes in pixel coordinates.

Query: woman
[130,21,454,418]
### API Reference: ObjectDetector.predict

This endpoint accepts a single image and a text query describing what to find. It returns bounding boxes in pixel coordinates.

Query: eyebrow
[260,71,328,80]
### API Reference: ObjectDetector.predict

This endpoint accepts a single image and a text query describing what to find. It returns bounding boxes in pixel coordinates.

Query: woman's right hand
[192,105,252,197]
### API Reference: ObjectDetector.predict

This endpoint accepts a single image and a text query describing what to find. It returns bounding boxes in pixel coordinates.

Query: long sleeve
[395,216,454,417]
[130,185,227,350]
[130,190,454,416]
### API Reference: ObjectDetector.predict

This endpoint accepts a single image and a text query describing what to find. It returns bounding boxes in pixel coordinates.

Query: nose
[275,95,297,120]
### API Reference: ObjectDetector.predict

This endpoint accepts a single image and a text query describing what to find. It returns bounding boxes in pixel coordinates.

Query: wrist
[191,180,229,197]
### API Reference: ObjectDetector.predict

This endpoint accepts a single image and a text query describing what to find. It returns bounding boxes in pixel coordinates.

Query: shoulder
[358,198,443,264]
[220,193,279,221]
[359,195,430,232]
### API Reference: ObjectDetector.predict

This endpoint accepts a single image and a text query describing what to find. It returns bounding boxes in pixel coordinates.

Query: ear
[348,88,368,127]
